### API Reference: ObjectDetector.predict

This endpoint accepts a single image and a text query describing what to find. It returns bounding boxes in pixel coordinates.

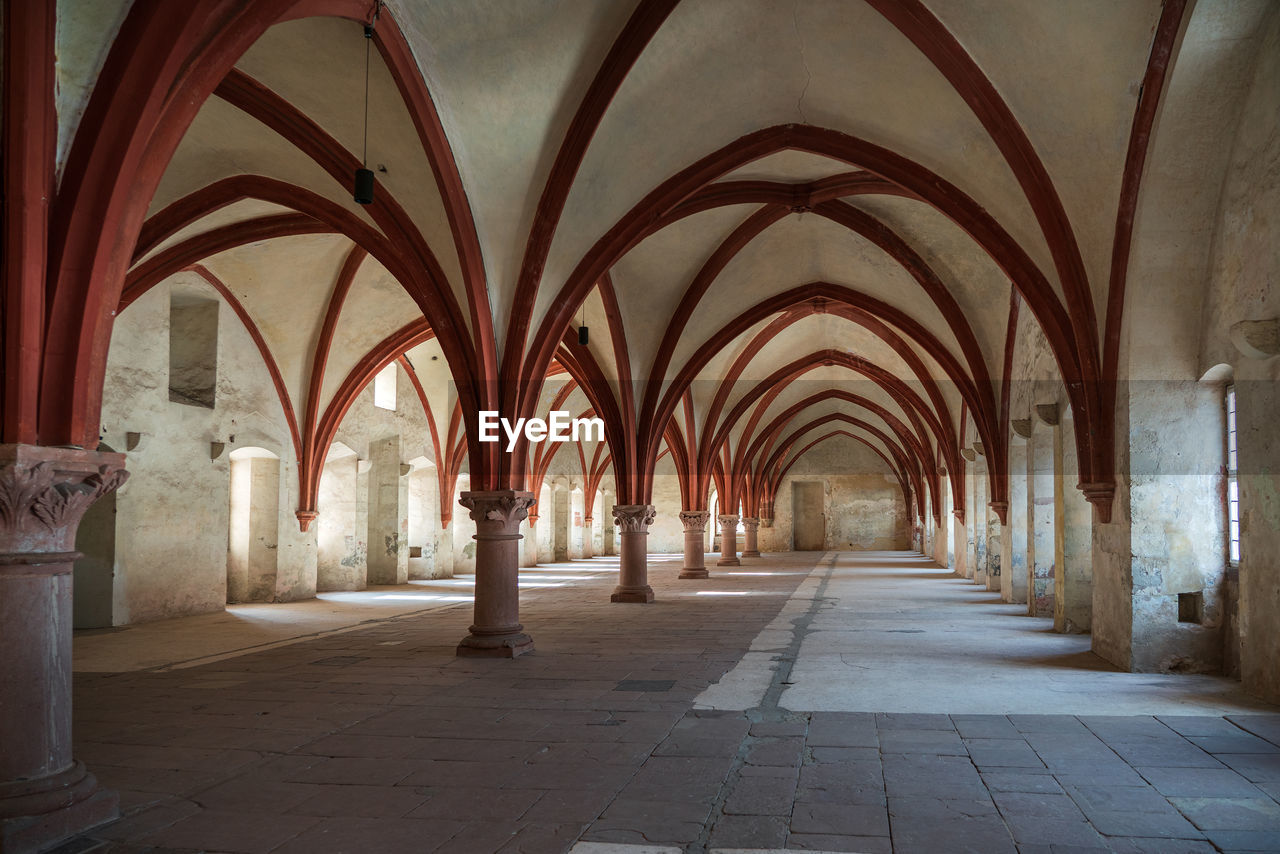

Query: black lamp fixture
[578,305,589,346]
[353,5,380,205]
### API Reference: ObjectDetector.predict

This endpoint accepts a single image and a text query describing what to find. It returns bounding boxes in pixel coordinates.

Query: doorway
[792,481,825,550]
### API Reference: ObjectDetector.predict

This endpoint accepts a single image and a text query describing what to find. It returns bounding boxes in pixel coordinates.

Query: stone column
[717,514,740,566]
[552,483,569,562]
[678,510,710,579]
[741,517,760,557]
[611,505,655,603]
[455,490,535,658]
[601,495,616,556]
[0,446,128,851]
[522,514,539,567]
[581,516,593,559]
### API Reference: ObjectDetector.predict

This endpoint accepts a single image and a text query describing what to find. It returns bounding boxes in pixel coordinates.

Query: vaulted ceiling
[92,0,1274,519]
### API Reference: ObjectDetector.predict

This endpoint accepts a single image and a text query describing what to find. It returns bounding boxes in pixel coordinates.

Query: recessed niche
[1178,591,1204,625]
[168,294,219,409]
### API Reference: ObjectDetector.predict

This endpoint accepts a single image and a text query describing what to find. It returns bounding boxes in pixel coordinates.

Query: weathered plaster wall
[95,275,315,623]
[760,436,908,552]
[1200,8,1280,701]
[91,276,450,622]
[649,455,686,554]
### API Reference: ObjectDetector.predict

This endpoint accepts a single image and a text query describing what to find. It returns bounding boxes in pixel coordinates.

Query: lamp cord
[362,30,370,167]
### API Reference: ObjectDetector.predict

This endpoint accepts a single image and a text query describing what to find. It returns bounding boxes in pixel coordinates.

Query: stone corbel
[1011,419,1033,439]
[989,500,1009,526]
[399,463,412,477]
[210,441,226,460]
[356,458,372,475]
[961,448,976,462]
[295,509,318,532]
[1034,403,1060,426]
[973,441,985,457]
[1079,482,1115,524]
[1230,318,1280,360]
[125,431,146,452]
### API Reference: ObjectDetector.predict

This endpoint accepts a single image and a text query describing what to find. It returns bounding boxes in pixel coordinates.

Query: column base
[0,763,118,854]
[456,629,534,658]
[678,568,710,579]
[610,585,655,603]
[717,557,741,566]
[741,550,760,558]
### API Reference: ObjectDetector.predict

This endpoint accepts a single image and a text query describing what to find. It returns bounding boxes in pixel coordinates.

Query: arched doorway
[227,446,281,603]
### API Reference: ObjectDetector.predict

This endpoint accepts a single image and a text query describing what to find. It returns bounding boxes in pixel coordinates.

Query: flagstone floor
[65,551,1280,854]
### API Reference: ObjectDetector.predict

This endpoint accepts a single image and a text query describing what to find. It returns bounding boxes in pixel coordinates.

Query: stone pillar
[522,514,539,567]
[455,490,535,658]
[741,517,760,557]
[986,502,1004,592]
[552,483,569,562]
[952,513,968,578]
[0,446,128,851]
[601,512,615,556]
[678,510,710,579]
[717,514,740,566]
[1003,442,1029,604]
[581,516,594,559]
[1029,427,1057,619]
[611,505,655,603]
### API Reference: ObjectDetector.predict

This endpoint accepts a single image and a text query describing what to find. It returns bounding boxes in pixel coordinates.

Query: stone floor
[64,551,1280,853]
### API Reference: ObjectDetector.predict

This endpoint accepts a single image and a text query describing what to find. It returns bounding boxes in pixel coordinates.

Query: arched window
[1225,384,1240,566]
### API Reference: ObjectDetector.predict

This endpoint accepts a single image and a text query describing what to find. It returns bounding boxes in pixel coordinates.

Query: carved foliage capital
[741,517,760,532]
[678,510,710,532]
[613,504,656,533]
[718,514,740,527]
[0,460,129,537]
[459,490,536,531]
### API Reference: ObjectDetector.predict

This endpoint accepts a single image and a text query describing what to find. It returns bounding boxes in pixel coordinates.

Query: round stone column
[678,510,710,579]
[0,445,127,851]
[741,517,761,557]
[456,490,535,658]
[717,514,741,566]
[581,516,594,559]
[611,504,656,602]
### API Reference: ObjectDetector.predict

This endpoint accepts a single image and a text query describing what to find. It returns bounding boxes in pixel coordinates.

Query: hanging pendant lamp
[354,10,378,205]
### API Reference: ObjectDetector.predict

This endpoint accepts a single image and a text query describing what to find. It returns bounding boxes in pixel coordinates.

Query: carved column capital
[760,517,773,528]
[612,504,656,533]
[678,510,710,533]
[741,517,760,532]
[0,445,127,845]
[718,514,739,527]
[0,445,128,554]
[295,509,318,532]
[459,490,535,535]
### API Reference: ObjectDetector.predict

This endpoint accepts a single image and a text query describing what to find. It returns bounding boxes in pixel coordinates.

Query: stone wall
[758,434,909,552]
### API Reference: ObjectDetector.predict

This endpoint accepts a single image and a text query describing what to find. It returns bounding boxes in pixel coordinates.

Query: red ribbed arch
[696,351,957,519]
[41,0,488,462]
[762,414,925,521]
[726,381,940,519]
[767,429,915,517]
[638,189,995,428]
[520,125,1091,477]
[648,285,983,505]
